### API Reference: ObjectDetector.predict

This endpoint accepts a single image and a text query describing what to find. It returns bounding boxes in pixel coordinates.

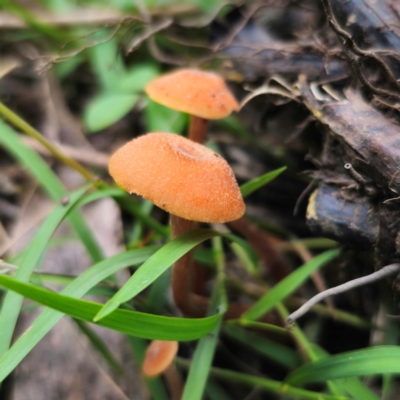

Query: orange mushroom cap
[109,133,245,223]
[145,69,240,120]
[142,340,179,378]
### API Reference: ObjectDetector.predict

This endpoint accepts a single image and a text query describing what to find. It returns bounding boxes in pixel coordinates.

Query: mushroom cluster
[109,68,243,314]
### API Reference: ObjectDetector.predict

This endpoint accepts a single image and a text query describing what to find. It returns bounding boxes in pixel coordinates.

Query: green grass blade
[243,249,340,321]
[0,185,90,358]
[146,270,170,315]
[223,326,301,369]
[341,377,379,400]
[286,346,400,385]
[0,275,220,341]
[0,120,103,262]
[205,379,232,400]
[0,247,158,382]
[311,345,378,400]
[74,319,123,373]
[240,166,287,198]
[0,119,65,199]
[94,228,218,321]
[182,318,222,400]
[177,360,351,400]
[182,237,226,400]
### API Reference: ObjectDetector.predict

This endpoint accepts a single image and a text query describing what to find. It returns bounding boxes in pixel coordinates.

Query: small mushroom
[109,132,244,222]
[142,340,182,400]
[109,132,245,312]
[142,340,179,378]
[145,68,239,144]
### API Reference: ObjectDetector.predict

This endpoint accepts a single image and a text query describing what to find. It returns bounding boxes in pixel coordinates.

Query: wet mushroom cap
[142,340,178,378]
[109,133,245,223]
[145,69,240,120]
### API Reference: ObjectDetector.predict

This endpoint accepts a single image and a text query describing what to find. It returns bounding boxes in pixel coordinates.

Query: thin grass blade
[286,346,400,385]
[0,247,158,382]
[243,249,340,321]
[223,326,301,369]
[182,237,226,400]
[94,228,218,321]
[0,275,220,341]
[0,185,90,358]
[0,120,103,261]
[240,166,287,198]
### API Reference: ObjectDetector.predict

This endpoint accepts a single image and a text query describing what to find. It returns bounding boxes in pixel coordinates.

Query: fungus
[142,340,182,400]
[109,132,245,313]
[109,132,244,223]
[142,340,179,378]
[145,68,239,144]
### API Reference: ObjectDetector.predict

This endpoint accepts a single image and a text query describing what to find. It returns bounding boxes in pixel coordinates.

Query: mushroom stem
[188,115,209,144]
[170,215,196,313]
[172,116,208,313]
[164,365,184,400]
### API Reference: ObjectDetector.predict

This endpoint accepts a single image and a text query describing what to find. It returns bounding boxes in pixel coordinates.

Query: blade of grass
[205,379,232,400]
[240,166,287,198]
[312,344,379,400]
[74,319,123,373]
[0,120,103,262]
[146,270,170,315]
[0,275,220,341]
[224,319,288,336]
[0,105,95,182]
[286,346,400,386]
[275,303,346,397]
[223,326,301,369]
[177,359,351,400]
[0,185,90,358]
[243,249,340,321]
[1,1,66,41]
[341,377,379,400]
[0,247,159,382]
[94,228,219,321]
[182,237,227,400]
[118,196,170,237]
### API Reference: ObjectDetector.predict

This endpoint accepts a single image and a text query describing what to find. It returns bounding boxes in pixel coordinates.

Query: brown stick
[188,115,208,144]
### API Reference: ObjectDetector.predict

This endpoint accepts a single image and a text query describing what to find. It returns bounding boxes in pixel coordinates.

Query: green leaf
[118,64,159,93]
[94,228,218,321]
[240,166,287,198]
[242,249,340,321]
[0,275,220,341]
[84,93,139,132]
[0,247,159,382]
[145,99,187,133]
[286,346,400,386]
[89,32,126,92]
[0,185,90,358]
